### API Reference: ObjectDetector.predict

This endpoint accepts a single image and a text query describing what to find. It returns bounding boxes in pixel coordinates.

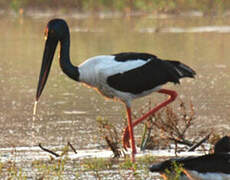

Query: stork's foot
[122,127,130,150]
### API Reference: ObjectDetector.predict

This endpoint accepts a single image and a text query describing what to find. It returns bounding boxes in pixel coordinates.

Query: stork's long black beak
[36,37,58,101]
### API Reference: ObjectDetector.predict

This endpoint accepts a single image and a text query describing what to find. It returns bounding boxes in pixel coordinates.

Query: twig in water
[187,133,211,152]
[105,136,121,158]
[97,116,123,158]
[174,140,178,156]
[67,141,77,154]
[39,143,60,157]
[169,137,193,147]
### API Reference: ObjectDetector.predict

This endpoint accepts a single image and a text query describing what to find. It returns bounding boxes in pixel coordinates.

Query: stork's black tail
[164,60,196,84]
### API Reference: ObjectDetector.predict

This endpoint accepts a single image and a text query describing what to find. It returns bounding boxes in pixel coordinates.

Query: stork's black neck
[59,35,79,81]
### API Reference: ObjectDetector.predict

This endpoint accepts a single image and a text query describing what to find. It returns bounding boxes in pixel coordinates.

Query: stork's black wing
[107,55,195,94]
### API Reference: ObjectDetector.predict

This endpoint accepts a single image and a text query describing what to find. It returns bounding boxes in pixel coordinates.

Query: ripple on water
[63,110,87,115]
[139,26,230,33]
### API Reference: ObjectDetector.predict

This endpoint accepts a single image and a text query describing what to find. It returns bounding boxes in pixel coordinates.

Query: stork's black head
[45,19,70,41]
[35,19,70,101]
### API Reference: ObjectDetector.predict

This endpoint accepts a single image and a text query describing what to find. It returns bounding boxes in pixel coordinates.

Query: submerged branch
[68,142,77,154]
[105,136,121,158]
[169,137,193,147]
[187,133,211,152]
[38,143,60,157]
[39,142,77,157]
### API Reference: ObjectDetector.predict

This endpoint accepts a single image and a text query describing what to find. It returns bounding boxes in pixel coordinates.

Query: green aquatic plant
[32,156,68,179]
[164,161,184,180]
[0,160,27,179]
[1,0,229,15]
[81,158,113,179]
[82,157,113,171]
[0,148,160,179]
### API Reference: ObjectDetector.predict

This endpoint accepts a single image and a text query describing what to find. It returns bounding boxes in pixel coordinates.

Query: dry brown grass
[97,98,215,156]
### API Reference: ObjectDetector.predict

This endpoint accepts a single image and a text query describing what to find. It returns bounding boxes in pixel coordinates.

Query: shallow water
[0,13,230,151]
[0,145,207,179]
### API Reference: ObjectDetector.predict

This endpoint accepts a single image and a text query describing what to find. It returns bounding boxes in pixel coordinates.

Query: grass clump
[0,160,27,179]
[82,157,113,171]
[138,98,211,153]
[96,98,211,155]
[164,161,184,180]
[97,116,123,158]
[32,156,68,179]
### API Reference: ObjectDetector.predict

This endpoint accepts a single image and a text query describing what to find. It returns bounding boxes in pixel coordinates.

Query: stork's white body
[78,55,161,106]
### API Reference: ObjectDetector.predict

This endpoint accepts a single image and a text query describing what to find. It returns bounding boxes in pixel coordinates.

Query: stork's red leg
[125,105,136,162]
[122,89,177,149]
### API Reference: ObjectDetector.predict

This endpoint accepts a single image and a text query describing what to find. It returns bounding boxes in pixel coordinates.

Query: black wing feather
[181,154,230,173]
[107,58,181,94]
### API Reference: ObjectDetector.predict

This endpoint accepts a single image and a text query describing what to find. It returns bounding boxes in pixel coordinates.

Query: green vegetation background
[2,0,230,14]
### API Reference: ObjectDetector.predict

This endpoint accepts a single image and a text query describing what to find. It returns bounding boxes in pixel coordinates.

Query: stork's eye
[48,29,57,39]
[44,27,56,40]
[49,29,55,34]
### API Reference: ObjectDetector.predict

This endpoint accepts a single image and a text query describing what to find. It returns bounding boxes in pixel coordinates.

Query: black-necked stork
[150,154,230,180]
[149,136,230,180]
[35,18,196,162]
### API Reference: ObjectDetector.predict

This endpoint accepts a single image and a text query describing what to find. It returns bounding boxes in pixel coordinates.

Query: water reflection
[0,14,230,149]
